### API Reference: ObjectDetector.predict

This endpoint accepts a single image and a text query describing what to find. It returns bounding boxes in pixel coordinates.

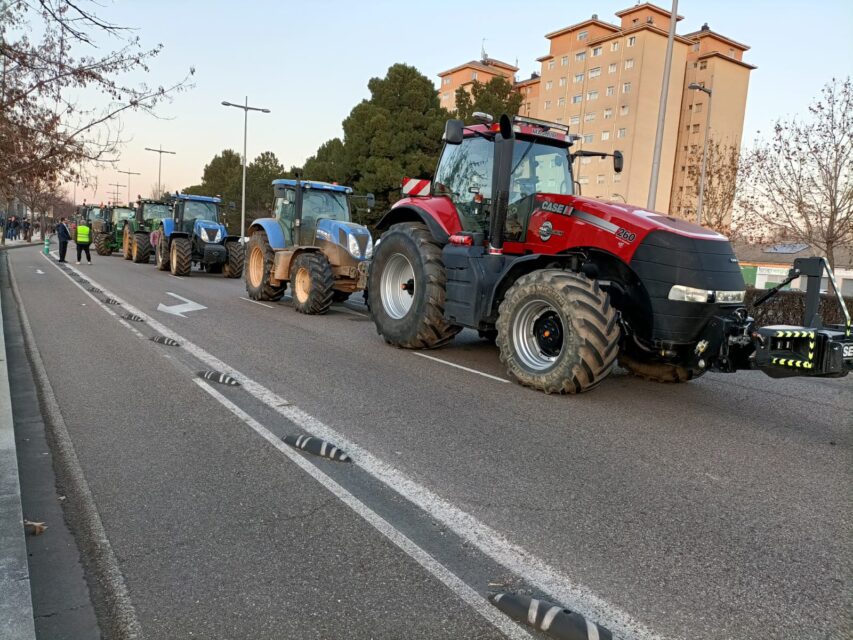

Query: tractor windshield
[111,208,135,224]
[142,203,170,220]
[88,207,104,221]
[183,201,219,223]
[302,190,349,223]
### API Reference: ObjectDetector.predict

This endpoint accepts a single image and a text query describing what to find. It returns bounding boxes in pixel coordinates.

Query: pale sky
[68,0,853,204]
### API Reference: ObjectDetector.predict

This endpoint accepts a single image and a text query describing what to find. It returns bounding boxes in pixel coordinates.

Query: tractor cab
[136,199,171,231]
[109,206,135,232]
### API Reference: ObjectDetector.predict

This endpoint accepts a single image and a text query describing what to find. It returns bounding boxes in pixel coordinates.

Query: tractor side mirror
[366,193,376,210]
[444,119,464,145]
[613,150,624,173]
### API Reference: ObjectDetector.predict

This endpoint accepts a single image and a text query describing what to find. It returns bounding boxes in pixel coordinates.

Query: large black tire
[245,231,285,301]
[122,227,133,260]
[332,290,351,303]
[618,351,705,383]
[94,233,112,256]
[496,270,619,394]
[132,233,151,263]
[367,222,461,349]
[155,232,170,271]
[169,237,192,277]
[291,252,334,315]
[223,241,244,278]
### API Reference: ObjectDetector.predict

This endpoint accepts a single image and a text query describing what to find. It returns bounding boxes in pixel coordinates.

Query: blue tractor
[153,193,243,278]
[245,178,374,314]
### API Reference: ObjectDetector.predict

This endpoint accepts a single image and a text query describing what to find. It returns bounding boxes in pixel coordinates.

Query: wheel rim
[123,231,129,254]
[132,238,138,260]
[294,267,310,302]
[248,245,264,287]
[381,253,415,319]
[170,242,177,265]
[512,299,565,371]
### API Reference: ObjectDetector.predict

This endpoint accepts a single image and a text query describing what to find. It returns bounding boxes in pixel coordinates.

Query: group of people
[55,217,93,264]
[2,216,32,240]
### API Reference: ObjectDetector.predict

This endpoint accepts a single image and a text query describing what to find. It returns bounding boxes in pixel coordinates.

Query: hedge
[744,288,852,328]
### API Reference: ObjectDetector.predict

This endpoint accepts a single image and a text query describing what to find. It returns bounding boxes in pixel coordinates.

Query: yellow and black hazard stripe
[771,357,814,369]
[773,330,816,338]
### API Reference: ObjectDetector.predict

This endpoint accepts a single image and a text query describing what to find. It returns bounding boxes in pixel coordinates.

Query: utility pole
[117,169,141,203]
[646,0,679,211]
[144,145,176,198]
[108,183,125,204]
[687,83,714,225]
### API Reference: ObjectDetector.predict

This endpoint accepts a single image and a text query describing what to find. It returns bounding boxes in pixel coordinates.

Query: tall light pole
[222,97,271,240]
[145,145,176,198]
[108,183,125,204]
[687,82,713,226]
[117,169,141,203]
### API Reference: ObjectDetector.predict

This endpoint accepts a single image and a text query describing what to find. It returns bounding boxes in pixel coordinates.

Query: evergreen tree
[454,77,523,123]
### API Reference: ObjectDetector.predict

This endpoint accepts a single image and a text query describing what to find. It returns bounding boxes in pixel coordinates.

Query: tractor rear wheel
[618,352,704,383]
[245,231,285,301]
[170,237,192,277]
[155,233,170,271]
[291,252,334,315]
[367,222,461,349]
[332,290,351,303]
[94,233,112,256]
[122,227,133,260]
[223,241,244,278]
[496,270,619,394]
[132,233,151,263]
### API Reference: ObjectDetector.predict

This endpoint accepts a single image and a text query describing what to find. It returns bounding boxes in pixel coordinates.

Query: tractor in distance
[244,178,375,314]
[154,193,243,278]
[123,197,172,264]
[366,113,852,394]
[91,203,135,256]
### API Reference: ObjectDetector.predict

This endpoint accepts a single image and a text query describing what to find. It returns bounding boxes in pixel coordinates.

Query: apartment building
[437,57,518,112]
[436,3,753,220]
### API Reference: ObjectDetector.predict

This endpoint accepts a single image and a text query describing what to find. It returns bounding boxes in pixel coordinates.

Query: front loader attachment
[752,257,852,379]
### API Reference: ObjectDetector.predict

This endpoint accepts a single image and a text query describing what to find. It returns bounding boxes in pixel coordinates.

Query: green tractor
[92,204,135,256]
[122,199,172,263]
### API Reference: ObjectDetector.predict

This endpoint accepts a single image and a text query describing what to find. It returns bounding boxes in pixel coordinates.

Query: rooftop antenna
[481,38,487,62]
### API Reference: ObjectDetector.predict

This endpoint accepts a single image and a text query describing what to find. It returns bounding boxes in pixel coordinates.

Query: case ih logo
[540,200,568,215]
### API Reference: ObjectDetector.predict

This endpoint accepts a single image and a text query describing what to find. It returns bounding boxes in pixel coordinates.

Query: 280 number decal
[616,228,636,243]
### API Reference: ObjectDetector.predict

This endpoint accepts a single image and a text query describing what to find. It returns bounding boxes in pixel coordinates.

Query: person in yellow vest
[75,219,92,264]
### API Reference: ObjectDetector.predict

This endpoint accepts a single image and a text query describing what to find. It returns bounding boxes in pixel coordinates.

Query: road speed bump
[122,313,145,323]
[150,336,180,347]
[489,592,612,640]
[87,287,102,293]
[197,371,240,386]
[283,434,351,462]
[103,298,121,305]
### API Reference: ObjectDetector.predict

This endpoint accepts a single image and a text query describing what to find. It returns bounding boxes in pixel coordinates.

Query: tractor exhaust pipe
[488,114,515,254]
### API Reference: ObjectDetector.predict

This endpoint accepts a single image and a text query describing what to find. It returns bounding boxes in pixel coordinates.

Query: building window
[584,112,596,122]
[581,157,592,165]
[699,60,708,70]
[576,51,586,62]
[472,71,478,80]
[583,134,594,143]
[589,67,601,79]
[443,77,451,86]
[572,94,582,104]
[561,55,569,66]
[609,63,617,73]
[574,73,584,83]
[570,115,580,125]
[692,123,700,133]
[558,97,566,107]
[694,102,703,113]
[617,128,627,138]
[545,80,553,90]
[611,41,620,52]
[548,60,555,70]
[559,77,567,87]
[592,46,602,57]
[622,82,631,93]
[627,36,636,47]
[587,90,599,101]
[613,173,622,183]
[680,165,686,172]
[579,176,589,184]
[606,86,614,96]
[441,93,449,100]
[597,174,605,184]
[578,30,588,41]
[620,105,629,116]
[604,108,613,119]
[624,59,634,70]
[601,130,610,140]
[693,43,700,52]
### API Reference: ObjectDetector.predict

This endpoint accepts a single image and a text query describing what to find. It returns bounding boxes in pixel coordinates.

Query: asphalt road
[6,242,852,640]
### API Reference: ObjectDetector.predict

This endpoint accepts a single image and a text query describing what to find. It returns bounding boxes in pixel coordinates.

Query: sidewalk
[0,237,46,250]
[0,254,36,637]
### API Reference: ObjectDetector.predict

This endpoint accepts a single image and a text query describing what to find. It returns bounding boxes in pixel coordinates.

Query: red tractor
[366,114,852,393]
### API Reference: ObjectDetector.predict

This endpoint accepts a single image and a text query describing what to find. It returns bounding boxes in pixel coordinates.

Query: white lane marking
[240,296,275,309]
[587,618,601,640]
[541,605,561,631]
[169,274,183,279]
[193,379,533,640]
[36,268,45,274]
[335,306,367,317]
[414,352,510,384]
[157,292,207,317]
[46,254,663,640]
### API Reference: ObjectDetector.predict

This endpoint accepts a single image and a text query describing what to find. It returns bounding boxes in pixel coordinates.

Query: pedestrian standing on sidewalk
[75,219,92,265]
[56,218,71,262]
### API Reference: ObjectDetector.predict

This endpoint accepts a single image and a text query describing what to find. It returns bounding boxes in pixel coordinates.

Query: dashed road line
[414,352,511,384]
[239,296,275,309]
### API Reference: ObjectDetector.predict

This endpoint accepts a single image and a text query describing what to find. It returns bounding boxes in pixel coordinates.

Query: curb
[0,253,37,639]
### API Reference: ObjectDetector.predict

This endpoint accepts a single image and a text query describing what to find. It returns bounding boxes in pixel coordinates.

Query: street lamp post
[221,97,271,240]
[118,169,141,203]
[108,183,126,204]
[144,145,177,198]
[687,82,713,226]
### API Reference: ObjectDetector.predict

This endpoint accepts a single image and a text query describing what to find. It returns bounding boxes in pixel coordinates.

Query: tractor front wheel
[496,270,619,394]
[94,233,112,256]
[155,233,170,271]
[367,222,460,349]
[245,231,285,301]
[291,252,334,315]
[170,237,192,277]
[223,241,244,278]
[122,227,133,260]
[132,233,151,263]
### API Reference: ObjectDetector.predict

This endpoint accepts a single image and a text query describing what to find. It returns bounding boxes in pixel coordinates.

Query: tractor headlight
[668,285,713,303]
[347,232,369,258]
[212,229,222,243]
[364,235,374,259]
[715,290,746,304]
